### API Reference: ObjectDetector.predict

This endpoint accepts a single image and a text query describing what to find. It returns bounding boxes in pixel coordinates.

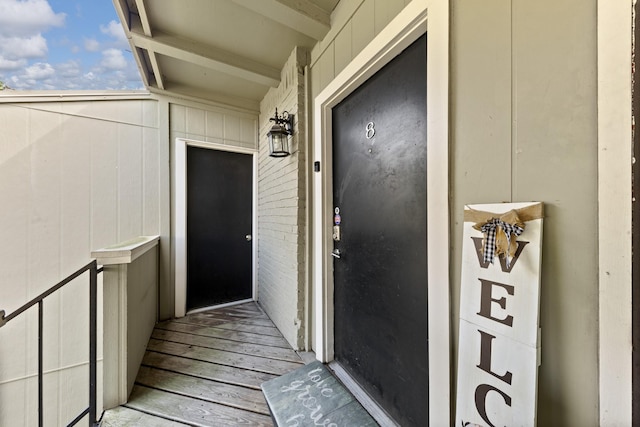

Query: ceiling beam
[130,1,164,89]
[149,84,261,113]
[133,0,152,36]
[129,30,281,88]
[232,0,330,41]
[111,0,155,88]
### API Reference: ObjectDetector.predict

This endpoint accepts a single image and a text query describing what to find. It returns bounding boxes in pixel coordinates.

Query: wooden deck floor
[100,302,304,427]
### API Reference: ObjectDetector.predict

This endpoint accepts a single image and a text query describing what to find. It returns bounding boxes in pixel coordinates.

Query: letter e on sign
[477,279,514,327]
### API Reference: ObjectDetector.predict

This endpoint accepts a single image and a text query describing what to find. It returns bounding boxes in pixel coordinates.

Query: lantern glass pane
[268,127,290,157]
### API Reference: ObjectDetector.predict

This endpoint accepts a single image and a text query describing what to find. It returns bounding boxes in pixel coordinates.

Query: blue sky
[0,0,143,90]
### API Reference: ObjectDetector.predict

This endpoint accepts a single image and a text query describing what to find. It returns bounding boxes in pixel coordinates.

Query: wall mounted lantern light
[267,108,293,157]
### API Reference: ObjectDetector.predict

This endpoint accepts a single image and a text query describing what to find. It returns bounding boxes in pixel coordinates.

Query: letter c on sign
[474,384,512,427]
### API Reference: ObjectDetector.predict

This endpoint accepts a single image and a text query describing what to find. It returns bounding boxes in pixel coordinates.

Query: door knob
[245,234,252,241]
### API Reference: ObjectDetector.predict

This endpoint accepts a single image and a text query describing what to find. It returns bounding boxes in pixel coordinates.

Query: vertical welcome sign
[456,202,544,427]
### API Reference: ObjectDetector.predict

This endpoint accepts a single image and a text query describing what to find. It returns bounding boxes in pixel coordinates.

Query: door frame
[174,138,258,318]
[597,1,632,425]
[312,1,450,425]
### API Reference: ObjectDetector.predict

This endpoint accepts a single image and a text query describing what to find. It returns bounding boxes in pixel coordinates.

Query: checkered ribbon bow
[480,218,524,266]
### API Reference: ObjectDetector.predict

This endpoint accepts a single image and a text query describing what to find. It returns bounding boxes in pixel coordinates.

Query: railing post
[92,236,159,410]
[38,300,43,427]
[89,261,97,426]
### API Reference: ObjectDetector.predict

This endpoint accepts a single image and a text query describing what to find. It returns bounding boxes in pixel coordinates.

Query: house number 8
[365,122,375,139]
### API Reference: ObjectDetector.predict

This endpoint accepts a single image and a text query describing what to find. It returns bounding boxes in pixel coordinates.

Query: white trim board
[174,138,258,318]
[597,1,633,425]
[311,1,450,425]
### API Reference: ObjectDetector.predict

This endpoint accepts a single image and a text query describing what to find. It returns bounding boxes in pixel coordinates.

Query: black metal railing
[0,260,102,427]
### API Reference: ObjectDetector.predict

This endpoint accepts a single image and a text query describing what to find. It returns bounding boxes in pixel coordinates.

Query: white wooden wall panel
[117,124,144,241]
[224,114,241,142]
[186,107,206,136]
[512,2,598,425]
[143,128,161,236]
[61,119,92,274]
[239,117,258,146]
[205,111,224,139]
[0,122,29,303]
[0,98,160,427]
[351,1,375,56]
[90,119,119,250]
[450,0,600,424]
[170,103,257,149]
[374,0,405,35]
[0,105,29,164]
[334,24,352,73]
[28,109,63,294]
[450,1,513,385]
[318,44,335,90]
[310,0,417,97]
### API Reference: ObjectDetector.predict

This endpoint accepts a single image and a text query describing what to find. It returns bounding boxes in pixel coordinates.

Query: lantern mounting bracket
[269,108,294,135]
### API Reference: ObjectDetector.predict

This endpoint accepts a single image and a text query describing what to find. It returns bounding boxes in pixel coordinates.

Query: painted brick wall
[257,47,309,350]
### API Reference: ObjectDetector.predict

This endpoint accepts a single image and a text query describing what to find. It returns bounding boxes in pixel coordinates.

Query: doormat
[261,360,378,426]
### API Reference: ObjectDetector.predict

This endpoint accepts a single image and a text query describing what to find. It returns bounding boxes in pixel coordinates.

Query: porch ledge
[92,235,160,265]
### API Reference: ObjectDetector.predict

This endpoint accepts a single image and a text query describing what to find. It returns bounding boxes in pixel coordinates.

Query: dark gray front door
[187,147,253,311]
[332,34,428,426]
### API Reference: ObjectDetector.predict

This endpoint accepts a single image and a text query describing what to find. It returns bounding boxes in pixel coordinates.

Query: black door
[332,34,428,426]
[187,147,253,311]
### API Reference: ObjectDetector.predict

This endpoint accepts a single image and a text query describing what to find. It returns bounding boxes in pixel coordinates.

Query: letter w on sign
[455,202,543,427]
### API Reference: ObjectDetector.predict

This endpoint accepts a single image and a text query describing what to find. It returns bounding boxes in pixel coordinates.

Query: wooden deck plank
[219,308,266,317]
[142,351,277,390]
[147,339,303,375]
[125,385,273,427]
[178,317,284,337]
[157,320,291,349]
[206,304,266,318]
[99,406,191,427]
[151,329,302,363]
[102,302,302,426]
[135,366,270,415]
[190,312,275,327]
[222,302,264,313]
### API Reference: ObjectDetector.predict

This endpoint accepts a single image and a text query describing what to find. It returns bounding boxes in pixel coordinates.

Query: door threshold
[328,361,400,427]
[186,298,254,315]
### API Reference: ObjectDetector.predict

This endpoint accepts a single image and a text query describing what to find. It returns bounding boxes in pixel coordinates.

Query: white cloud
[0,3,143,92]
[100,48,127,70]
[0,34,48,60]
[84,38,100,52]
[0,56,26,71]
[57,60,81,78]
[0,0,66,72]
[100,20,127,48]
[23,62,55,80]
[0,0,65,37]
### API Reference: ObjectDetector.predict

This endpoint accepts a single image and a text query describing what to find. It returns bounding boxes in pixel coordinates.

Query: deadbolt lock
[332,225,341,241]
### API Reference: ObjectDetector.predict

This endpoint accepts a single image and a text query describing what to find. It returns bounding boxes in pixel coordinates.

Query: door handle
[331,249,341,259]
[245,234,252,241]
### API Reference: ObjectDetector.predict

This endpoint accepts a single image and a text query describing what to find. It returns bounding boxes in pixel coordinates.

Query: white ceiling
[112,0,340,111]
